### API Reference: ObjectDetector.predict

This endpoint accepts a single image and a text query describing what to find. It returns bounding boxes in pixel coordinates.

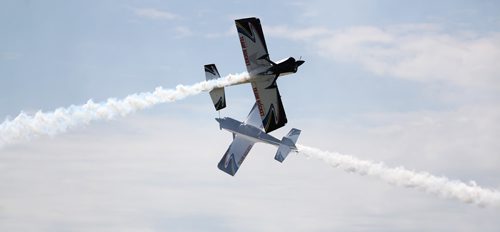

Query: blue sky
[1,0,500,231]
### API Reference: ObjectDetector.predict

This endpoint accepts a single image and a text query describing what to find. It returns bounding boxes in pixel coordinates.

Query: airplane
[205,17,305,133]
[215,103,301,176]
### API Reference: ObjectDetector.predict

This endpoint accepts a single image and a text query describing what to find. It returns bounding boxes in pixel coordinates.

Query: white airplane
[205,17,304,133]
[205,17,303,176]
[215,103,301,176]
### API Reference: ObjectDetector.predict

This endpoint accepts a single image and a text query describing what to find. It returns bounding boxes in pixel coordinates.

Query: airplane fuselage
[264,57,305,77]
[215,117,282,146]
[228,57,305,87]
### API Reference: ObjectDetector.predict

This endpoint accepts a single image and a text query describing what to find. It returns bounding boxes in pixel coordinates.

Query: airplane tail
[274,128,301,162]
[204,64,226,111]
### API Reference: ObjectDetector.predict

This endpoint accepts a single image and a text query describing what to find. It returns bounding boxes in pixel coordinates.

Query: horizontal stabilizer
[275,143,291,162]
[204,64,226,111]
[210,88,226,111]
[274,128,301,162]
[205,64,220,81]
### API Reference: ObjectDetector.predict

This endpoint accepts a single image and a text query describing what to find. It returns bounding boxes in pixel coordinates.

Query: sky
[1,0,500,231]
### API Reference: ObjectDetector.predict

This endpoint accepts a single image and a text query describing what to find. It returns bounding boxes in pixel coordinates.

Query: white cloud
[134,8,178,20]
[267,24,500,89]
[174,26,194,38]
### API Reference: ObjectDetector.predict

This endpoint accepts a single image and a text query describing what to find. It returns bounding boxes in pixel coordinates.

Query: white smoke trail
[297,144,500,208]
[0,72,250,148]
[4,72,499,208]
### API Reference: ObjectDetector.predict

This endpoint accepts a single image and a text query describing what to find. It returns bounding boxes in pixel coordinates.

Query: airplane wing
[244,103,264,129]
[217,135,255,176]
[251,76,288,133]
[235,17,272,74]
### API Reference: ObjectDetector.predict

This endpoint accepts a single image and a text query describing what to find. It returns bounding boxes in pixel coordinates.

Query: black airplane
[259,54,305,78]
[204,17,305,133]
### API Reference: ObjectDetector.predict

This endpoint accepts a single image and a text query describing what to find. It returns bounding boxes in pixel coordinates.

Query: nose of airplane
[296,60,305,67]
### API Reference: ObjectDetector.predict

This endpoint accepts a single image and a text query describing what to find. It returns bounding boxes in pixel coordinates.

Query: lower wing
[217,135,255,176]
[251,77,288,133]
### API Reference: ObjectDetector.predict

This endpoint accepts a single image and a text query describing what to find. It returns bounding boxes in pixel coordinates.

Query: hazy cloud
[265,25,331,40]
[174,26,194,38]
[0,52,21,61]
[300,104,500,180]
[267,24,500,89]
[2,113,499,232]
[134,8,178,20]
[204,26,235,39]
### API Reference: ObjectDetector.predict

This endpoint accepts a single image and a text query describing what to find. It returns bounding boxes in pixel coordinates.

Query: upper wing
[217,135,255,176]
[235,17,272,74]
[251,76,288,133]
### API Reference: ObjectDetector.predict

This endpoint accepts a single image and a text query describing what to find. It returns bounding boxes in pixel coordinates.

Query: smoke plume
[3,73,499,208]
[0,72,250,148]
[297,144,500,208]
